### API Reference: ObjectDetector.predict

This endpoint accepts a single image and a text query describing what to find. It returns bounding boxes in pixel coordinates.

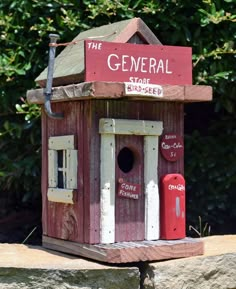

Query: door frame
[99,118,163,244]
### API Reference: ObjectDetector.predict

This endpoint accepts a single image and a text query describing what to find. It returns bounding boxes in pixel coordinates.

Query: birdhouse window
[47,135,77,204]
[57,150,64,188]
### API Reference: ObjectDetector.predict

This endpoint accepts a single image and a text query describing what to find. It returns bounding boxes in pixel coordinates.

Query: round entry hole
[117,147,135,173]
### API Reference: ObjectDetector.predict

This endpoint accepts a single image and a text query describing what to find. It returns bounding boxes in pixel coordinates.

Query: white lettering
[165,135,177,140]
[107,54,173,75]
[149,58,156,73]
[141,57,147,73]
[129,77,150,84]
[121,183,137,191]
[168,184,185,191]
[166,59,172,74]
[122,55,129,72]
[87,42,102,50]
[125,82,163,98]
[107,54,120,71]
[156,59,164,73]
[130,56,141,72]
[161,142,183,150]
[118,190,138,200]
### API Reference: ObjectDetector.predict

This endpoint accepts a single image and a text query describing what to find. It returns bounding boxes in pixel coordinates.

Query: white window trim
[99,118,163,244]
[47,188,74,205]
[49,135,75,150]
[48,135,77,204]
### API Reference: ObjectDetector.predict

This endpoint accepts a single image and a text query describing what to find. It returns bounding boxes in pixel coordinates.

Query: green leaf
[15,103,24,113]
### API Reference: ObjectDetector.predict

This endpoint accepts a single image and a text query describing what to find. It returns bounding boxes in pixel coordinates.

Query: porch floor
[43,236,203,263]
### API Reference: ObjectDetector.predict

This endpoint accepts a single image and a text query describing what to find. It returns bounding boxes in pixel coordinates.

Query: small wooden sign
[85,40,192,85]
[124,82,163,98]
[117,179,141,200]
[160,134,184,162]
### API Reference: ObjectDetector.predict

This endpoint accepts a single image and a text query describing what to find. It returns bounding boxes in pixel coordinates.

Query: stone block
[142,235,236,289]
[0,244,140,289]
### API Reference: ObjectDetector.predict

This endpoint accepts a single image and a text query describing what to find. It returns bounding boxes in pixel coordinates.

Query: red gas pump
[160,174,186,239]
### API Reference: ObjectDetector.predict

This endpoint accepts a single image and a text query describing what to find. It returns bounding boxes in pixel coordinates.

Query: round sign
[160,134,184,162]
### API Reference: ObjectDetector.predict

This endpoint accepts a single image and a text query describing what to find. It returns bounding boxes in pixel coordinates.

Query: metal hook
[44,34,63,119]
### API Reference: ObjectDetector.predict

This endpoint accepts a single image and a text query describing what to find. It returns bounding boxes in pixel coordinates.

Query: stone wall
[142,253,236,289]
[0,268,140,289]
[142,235,236,289]
[0,236,236,289]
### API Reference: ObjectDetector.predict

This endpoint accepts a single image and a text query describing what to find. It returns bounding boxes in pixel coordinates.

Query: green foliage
[0,0,235,233]
[185,117,236,234]
[0,115,41,213]
[16,98,41,121]
[0,0,86,210]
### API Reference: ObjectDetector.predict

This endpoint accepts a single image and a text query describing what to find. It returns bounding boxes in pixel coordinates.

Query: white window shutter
[48,150,58,187]
[66,149,78,189]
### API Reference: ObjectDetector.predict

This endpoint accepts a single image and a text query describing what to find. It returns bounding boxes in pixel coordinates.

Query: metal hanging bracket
[44,34,64,119]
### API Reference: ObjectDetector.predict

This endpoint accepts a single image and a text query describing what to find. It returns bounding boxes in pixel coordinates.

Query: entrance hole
[117,147,135,173]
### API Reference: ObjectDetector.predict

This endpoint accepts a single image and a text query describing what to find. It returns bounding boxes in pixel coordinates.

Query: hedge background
[0,0,235,243]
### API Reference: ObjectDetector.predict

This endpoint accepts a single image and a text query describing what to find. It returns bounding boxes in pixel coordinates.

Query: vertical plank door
[115,135,145,242]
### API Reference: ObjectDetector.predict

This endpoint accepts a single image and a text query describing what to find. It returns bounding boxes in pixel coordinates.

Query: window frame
[47,135,77,204]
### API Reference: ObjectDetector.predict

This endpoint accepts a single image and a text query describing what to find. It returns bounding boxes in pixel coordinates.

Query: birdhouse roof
[36,18,161,87]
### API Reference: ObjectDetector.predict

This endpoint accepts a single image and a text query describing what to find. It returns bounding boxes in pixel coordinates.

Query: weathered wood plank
[41,110,48,236]
[115,134,145,242]
[43,236,108,262]
[100,134,116,244]
[184,85,213,102]
[89,100,102,244]
[47,188,74,204]
[99,118,163,136]
[27,82,212,104]
[27,82,94,104]
[66,149,78,189]
[43,235,204,263]
[48,150,58,187]
[81,101,92,244]
[75,102,85,243]
[158,102,184,177]
[48,135,75,150]
[144,135,160,240]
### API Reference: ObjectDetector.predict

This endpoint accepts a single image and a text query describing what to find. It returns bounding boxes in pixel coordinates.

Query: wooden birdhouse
[27,18,212,263]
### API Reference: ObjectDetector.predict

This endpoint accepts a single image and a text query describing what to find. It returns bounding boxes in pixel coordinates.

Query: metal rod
[44,33,63,119]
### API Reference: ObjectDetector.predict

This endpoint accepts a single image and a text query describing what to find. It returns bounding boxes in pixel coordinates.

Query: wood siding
[42,102,84,243]
[42,99,184,244]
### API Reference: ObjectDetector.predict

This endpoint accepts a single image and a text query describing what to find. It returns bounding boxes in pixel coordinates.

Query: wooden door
[115,135,145,242]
